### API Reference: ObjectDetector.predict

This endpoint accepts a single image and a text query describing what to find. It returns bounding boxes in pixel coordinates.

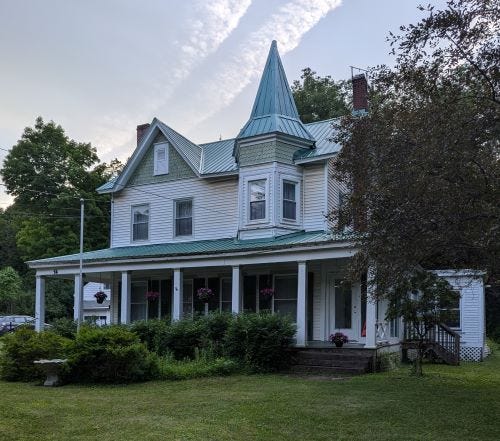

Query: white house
[82,282,111,326]
[28,41,487,362]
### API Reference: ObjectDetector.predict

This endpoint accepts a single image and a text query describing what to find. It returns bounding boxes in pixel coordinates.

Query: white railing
[375,321,389,342]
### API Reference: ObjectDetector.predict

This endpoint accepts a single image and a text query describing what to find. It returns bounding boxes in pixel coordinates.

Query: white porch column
[35,275,46,332]
[172,269,183,321]
[231,265,242,314]
[73,274,83,321]
[365,269,377,348]
[296,261,308,347]
[120,271,131,324]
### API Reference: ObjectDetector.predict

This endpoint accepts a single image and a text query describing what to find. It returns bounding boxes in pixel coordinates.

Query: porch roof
[28,230,356,267]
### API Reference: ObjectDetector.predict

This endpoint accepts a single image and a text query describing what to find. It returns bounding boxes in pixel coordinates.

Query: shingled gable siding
[128,133,196,186]
[238,140,307,167]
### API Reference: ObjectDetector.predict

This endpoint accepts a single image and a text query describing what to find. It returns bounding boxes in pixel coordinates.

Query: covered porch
[29,233,400,348]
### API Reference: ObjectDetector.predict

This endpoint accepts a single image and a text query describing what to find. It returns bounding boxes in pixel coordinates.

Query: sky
[0,0,446,207]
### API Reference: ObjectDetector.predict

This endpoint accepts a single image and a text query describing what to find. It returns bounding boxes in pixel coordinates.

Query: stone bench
[34,359,67,386]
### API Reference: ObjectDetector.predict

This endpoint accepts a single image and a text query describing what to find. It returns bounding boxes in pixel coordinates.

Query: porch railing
[403,322,461,365]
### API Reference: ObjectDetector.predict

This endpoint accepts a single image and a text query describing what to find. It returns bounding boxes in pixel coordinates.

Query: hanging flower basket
[329,332,348,348]
[146,290,160,300]
[196,287,214,303]
[259,287,275,299]
[94,291,107,304]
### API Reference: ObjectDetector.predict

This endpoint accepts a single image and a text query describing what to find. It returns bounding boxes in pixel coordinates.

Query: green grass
[1,345,499,441]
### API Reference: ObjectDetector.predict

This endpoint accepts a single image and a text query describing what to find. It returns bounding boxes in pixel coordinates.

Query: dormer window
[249,179,266,220]
[154,143,168,175]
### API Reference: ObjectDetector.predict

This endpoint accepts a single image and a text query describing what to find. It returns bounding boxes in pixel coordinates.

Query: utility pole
[77,198,84,331]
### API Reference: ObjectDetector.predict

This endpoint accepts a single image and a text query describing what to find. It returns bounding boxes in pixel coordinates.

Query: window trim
[153,142,169,176]
[440,290,461,330]
[247,177,269,224]
[131,204,150,242]
[174,198,193,238]
[282,179,298,222]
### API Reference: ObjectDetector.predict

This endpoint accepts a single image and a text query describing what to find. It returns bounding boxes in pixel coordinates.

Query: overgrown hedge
[0,312,296,384]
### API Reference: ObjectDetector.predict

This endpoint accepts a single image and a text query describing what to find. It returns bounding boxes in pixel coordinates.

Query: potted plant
[145,290,160,301]
[329,332,348,348]
[94,291,107,304]
[197,287,214,316]
[259,287,275,299]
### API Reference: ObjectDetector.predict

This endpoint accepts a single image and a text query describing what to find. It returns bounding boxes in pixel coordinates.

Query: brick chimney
[352,74,368,112]
[136,123,150,146]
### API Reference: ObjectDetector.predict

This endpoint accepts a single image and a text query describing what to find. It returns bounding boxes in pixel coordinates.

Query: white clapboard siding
[326,158,347,229]
[303,163,327,231]
[112,178,239,247]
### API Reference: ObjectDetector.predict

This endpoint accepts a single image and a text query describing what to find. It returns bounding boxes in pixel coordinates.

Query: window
[132,205,149,241]
[221,278,232,312]
[335,280,352,329]
[441,291,461,328]
[282,181,297,220]
[154,143,168,175]
[131,281,147,321]
[183,280,193,317]
[274,275,298,321]
[175,199,192,236]
[249,179,266,220]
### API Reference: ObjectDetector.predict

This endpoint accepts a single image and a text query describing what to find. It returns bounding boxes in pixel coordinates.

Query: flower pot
[334,341,343,348]
[96,297,104,304]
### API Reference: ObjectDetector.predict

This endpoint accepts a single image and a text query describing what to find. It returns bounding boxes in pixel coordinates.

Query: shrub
[130,319,170,355]
[163,319,206,360]
[51,317,78,339]
[0,328,71,382]
[159,353,238,380]
[67,326,159,383]
[225,313,296,372]
[198,313,233,356]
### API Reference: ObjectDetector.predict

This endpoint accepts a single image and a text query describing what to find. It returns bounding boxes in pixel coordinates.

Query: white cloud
[173,0,342,133]
[91,0,253,156]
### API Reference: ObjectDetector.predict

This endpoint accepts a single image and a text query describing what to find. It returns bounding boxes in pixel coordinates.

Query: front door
[327,275,360,342]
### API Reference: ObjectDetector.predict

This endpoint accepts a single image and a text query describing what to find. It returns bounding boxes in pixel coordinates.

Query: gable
[128,132,196,186]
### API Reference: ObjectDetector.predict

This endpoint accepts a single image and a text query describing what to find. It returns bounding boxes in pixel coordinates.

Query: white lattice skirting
[406,346,484,362]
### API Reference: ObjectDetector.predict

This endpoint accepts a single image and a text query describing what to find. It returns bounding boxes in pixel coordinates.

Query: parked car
[0,315,36,335]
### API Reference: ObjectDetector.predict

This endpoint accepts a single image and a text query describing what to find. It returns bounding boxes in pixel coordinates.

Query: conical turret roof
[237,41,315,143]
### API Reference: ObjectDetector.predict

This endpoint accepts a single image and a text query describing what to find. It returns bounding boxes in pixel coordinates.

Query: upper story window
[282,181,297,221]
[132,204,149,241]
[154,143,169,175]
[175,199,193,237]
[249,179,266,221]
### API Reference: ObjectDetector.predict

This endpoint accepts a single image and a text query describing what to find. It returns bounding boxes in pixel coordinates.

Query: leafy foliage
[224,313,296,372]
[332,0,499,296]
[0,328,71,382]
[67,326,159,383]
[0,266,23,314]
[292,68,349,123]
[158,352,238,380]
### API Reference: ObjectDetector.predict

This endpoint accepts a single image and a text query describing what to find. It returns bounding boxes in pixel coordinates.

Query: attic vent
[154,143,169,175]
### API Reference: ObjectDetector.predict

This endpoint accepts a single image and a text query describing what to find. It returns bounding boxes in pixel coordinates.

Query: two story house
[29,41,486,361]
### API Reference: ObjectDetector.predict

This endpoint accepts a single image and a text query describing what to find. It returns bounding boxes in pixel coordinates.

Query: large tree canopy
[292,68,349,123]
[0,117,121,262]
[332,0,499,295]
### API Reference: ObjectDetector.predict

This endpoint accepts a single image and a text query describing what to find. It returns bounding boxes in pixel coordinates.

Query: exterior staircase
[289,346,376,376]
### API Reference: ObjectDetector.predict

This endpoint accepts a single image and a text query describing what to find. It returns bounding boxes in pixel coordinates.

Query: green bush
[224,313,296,372]
[159,353,238,380]
[51,317,78,339]
[0,328,71,382]
[198,313,233,356]
[67,326,159,383]
[130,319,170,355]
[163,319,207,360]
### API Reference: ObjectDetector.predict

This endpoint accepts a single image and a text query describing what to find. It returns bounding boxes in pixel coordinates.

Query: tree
[331,0,499,369]
[292,68,349,123]
[0,117,122,261]
[0,266,23,313]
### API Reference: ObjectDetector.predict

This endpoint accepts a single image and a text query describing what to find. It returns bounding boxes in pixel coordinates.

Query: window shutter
[154,144,168,175]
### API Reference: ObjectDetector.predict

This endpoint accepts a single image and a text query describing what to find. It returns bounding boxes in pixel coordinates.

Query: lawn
[1,345,499,441]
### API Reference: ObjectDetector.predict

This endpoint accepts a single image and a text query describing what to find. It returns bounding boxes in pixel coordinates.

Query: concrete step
[294,350,374,361]
[290,364,369,375]
[295,357,371,368]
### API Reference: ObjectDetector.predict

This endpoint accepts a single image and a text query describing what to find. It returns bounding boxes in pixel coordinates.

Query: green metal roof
[200,138,238,175]
[28,230,355,267]
[236,41,315,143]
[294,119,341,161]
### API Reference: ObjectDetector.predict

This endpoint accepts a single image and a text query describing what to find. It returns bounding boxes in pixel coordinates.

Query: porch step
[289,348,375,375]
